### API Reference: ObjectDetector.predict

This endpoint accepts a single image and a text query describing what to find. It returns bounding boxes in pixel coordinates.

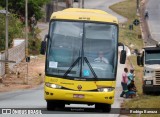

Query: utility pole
[82,0,84,8]
[25,0,28,57]
[5,0,9,74]
[66,0,68,8]
[56,0,58,11]
[136,0,139,14]
[25,0,28,84]
[78,0,81,8]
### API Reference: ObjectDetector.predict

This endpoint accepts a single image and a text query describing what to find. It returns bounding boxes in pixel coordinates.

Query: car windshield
[145,50,160,64]
[46,21,118,80]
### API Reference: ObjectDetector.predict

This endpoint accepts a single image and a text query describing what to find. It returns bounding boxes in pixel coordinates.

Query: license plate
[73,94,84,98]
[146,81,151,85]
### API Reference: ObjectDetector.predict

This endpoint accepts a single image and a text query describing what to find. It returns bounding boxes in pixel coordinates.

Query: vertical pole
[82,0,84,8]
[25,0,28,57]
[136,0,139,14]
[56,0,58,11]
[26,62,28,84]
[78,0,81,8]
[66,0,68,8]
[25,0,28,84]
[5,0,9,74]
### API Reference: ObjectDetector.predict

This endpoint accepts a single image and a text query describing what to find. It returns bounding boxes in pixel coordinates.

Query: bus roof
[50,8,118,24]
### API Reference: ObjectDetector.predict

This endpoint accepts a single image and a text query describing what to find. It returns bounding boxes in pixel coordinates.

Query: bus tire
[47,101,56,111]
[95,103,101,110]
[57,102,65,109]
[95,103,111,112]
[102,104,111,112]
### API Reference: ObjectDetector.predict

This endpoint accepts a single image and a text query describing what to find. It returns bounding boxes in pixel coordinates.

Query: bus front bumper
[44,86,115,104]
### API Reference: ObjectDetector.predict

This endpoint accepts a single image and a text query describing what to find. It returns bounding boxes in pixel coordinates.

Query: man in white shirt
[94,51,109,64]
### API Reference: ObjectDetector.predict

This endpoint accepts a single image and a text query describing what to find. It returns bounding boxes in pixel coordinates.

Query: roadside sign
[26,57,30,62]
[129,24,133,30]
[133,19,140,26]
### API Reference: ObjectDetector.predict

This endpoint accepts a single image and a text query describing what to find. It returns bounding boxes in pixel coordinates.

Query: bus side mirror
[118,42,126,64]
[40,34,48,55]
[137,55,142,66]
[137,51,144,67]
[40,41,46,55]
[120,50,126,64]
[141,52,144,66]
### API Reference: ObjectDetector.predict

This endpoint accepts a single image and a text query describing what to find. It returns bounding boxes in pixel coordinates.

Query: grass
[110,0,143,50]
[110,0,160,116]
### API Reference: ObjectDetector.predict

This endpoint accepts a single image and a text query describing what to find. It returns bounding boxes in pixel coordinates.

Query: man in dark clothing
[127,80,137,98]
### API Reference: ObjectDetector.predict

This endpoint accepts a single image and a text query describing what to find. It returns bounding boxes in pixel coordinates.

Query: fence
[0,41,25,77]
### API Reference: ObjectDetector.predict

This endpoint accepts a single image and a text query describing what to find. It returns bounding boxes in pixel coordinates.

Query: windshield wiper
[64,57,81,77]
[84,57,98,80]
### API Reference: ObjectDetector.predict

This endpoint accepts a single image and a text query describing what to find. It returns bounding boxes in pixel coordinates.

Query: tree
[0,0,51,21]
[0,13,23,51]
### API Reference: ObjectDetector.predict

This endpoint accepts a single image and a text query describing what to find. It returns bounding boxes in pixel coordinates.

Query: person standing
[144,10,149,19]
[120,68,129,98]
[127,68,135,85]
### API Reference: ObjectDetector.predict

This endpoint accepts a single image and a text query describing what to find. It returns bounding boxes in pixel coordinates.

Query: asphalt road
[146,0,160,42]
[0,0,128,116]
[82,0,127,23]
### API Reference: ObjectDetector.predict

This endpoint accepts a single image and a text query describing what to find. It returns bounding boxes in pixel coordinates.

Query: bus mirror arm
[44,34,49,41]
[40,34,48,55]
[118,43,126,64]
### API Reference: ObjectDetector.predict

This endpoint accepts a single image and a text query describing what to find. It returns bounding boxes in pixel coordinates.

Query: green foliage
[0,0,51,21]
[28,28,41,55]
[0,14,23,51]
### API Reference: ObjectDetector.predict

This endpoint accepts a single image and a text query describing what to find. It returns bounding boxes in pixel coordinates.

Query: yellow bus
[41,8,126,112]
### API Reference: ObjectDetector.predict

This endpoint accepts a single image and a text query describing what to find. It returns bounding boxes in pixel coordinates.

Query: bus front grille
[155,71,160,85]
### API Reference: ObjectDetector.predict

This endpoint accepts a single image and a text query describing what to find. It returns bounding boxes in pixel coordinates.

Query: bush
[28,28,41,55]
[0,13,23,51]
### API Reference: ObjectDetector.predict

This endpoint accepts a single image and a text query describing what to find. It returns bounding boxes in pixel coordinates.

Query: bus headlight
[98,87,114,92]
[45,83,62,89]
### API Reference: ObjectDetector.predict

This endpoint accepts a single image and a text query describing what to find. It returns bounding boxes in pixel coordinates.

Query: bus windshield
[46,21,118,80]
[145,50,160,64]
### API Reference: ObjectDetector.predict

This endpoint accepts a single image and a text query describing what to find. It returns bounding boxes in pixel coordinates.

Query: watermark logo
[1,109,42,114]
[2,109,12,114]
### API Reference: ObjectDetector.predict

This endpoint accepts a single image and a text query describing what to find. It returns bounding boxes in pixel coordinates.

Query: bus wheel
[95,103,101,110]
[102,104,111,112]
[47,101,56,111]
[57,103,65,109]
[95,104,111,112]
